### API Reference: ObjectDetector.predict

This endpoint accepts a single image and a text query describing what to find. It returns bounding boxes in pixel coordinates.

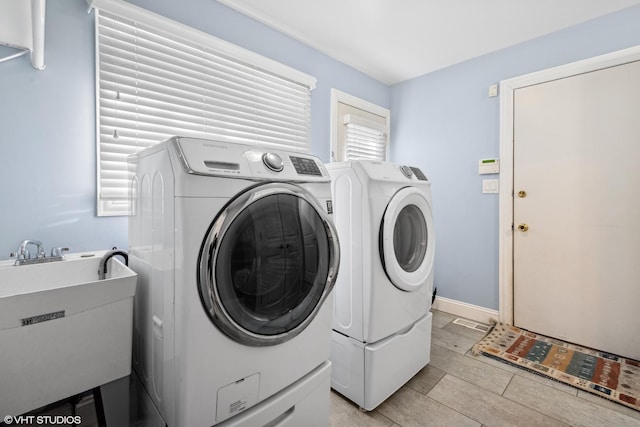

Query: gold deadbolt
[517,190,527,198]
[517,223,529,232]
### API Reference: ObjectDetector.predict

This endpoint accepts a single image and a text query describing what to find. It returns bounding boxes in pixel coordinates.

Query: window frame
[329,89,391,162]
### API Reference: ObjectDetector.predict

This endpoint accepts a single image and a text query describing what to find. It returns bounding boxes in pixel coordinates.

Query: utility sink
[0,251,137,418]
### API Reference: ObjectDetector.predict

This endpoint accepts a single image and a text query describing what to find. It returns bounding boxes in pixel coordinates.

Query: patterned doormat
[472,323,640,411]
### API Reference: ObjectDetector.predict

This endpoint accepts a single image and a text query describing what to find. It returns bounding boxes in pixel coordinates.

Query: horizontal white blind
[343,114,387,161]
[92,1,315,216]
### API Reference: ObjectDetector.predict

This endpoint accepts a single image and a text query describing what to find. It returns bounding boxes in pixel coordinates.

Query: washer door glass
[199,183,339,346]
[380,186,435,292]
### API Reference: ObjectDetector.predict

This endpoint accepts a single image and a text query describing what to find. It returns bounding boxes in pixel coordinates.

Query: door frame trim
[498,45,640,324]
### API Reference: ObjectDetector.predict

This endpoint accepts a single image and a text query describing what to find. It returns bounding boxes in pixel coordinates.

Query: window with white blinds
[90,0,316,216]
[330,89,390,163]
[343,114,387,161]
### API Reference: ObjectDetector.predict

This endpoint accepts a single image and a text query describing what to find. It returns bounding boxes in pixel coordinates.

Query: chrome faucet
[12,240,45,265]
[20,240,45,258]
[98,248,129,280]
[10,240,68,266]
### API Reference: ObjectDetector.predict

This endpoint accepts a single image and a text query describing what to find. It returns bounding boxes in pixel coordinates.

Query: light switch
[482,179,499,194]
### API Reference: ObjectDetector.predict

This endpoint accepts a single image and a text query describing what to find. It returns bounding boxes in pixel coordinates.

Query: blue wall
[0,0,388,260]
[390,5,640,310]
[2,0,639,313]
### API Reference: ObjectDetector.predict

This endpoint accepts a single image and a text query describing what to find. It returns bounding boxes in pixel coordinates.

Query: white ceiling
[219,0,640,85]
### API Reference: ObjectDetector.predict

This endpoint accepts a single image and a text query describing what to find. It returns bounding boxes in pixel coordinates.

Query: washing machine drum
[379,186,435,292]
[198,182,339,346]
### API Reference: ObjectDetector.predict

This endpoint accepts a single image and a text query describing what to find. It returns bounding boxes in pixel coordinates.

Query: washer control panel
[171,137,328,182]
[290,156,322,176]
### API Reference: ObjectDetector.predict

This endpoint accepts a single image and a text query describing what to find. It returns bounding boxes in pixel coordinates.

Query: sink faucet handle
[51,247,69,257]
[35,243,46,258]
[10,250,30,260]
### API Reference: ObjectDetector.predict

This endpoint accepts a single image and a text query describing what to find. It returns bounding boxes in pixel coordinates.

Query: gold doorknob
[517,223,529,232]
[518,191,527,198]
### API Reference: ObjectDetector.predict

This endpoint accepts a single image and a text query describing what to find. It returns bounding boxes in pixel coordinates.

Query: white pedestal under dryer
[327,160,435,411]
[128,137,340,427]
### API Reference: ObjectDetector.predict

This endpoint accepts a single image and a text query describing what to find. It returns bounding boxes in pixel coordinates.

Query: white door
[513,60,640,360]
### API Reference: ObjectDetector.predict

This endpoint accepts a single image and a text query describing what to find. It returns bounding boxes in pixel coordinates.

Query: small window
[330,89,390,162]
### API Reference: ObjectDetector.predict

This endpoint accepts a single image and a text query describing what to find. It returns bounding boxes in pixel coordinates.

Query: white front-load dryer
[327,160,434,411]
[128,137,339,427]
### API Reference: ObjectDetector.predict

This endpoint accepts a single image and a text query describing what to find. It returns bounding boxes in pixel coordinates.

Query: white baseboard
[432,296,499,325]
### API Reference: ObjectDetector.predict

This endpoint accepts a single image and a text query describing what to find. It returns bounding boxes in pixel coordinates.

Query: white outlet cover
[482,179,499,194]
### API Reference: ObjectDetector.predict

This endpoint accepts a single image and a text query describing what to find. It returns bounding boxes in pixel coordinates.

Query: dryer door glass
[393,205,427,272]
[380,186,435,292]
[199,183,339,346]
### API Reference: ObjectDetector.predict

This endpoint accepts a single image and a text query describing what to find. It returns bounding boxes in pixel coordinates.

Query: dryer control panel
[410,167,429,181]
[349,160,429,183]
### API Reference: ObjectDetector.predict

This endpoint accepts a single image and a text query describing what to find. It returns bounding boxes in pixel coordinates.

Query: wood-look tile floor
[24,310,640,426]
[330,310,640,427]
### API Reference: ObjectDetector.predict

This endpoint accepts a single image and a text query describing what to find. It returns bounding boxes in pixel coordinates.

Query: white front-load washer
[128,137,339,427]
[326,160,434,411]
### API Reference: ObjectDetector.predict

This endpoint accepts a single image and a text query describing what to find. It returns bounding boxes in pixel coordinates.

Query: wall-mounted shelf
[0,0,46,70]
